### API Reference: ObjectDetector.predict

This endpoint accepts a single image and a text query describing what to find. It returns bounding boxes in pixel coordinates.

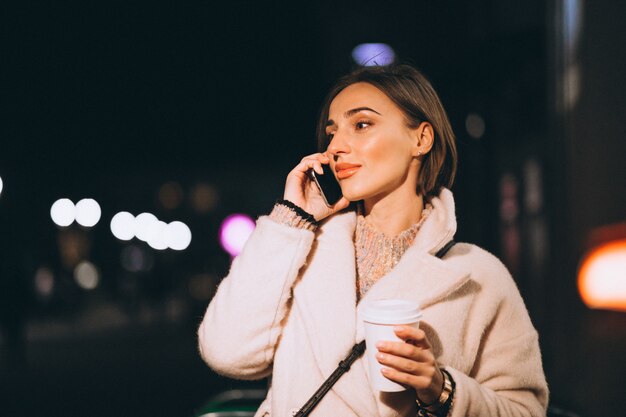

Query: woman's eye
[355,121,371,130]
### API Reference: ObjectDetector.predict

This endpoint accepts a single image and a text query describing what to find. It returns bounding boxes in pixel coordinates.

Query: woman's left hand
[376,325,444,404]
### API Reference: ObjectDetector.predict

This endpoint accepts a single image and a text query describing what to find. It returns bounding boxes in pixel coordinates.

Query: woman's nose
[326,131,350,155]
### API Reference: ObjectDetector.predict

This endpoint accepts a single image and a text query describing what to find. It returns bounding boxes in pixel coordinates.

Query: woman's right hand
[283,153,350,221]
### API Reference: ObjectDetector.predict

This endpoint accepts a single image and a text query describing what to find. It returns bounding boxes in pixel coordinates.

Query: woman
[198,64,548,417]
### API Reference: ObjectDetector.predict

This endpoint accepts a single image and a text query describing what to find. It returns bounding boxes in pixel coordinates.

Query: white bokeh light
[165,221,192,250]
[135,212,159,242]
[110,212,136,241]
[0,176,3,196]
[50,198,76,227]
[74,261,100,290]
[147,220,168,250]
[75,198,102,227]
[111,210,191,251]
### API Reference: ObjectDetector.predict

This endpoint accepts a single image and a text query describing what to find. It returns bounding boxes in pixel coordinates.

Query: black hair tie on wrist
[276,199,319,227]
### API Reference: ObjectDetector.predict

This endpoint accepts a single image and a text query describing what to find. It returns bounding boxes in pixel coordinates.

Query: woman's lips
[337,165,361,180]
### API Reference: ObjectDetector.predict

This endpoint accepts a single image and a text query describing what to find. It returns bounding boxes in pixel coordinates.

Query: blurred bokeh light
[74,261,100,290]
[50,198,76,227]
[219,214,255,257]
[190,183,219,214]
[110,211,192,251]
[578,239,626,312]
[34,266,55,299]
[188,273,217,301]
[58,229,91,269]
[75,198,102,228]
[165,221,192,250]
[159,181,183,210]
[120,244,154,273]
[110,211,137,241]
[351,43,395,66]
[135,212,159,242]
[465,113,486,139]
[147,220,168,250]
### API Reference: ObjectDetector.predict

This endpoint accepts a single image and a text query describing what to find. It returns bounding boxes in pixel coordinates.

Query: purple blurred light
[219,214,256,257]
[351,43,395,66]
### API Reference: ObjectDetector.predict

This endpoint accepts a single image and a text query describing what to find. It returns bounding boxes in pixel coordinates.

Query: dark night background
[1,1,625,416]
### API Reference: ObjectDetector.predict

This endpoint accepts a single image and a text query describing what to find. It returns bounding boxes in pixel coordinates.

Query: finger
[330,197,350,212]
[299,154,332,175]
[376,340,430,360]
[380,367,433,391]
[394,326,431,349]
[301,153,330,164]
[313,160,323,175]
[377,351,436,376]
[376,340,418,358]
[294,158,323,176]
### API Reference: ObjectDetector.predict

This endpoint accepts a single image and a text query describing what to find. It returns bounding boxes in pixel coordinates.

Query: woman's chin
[340,188,369,202]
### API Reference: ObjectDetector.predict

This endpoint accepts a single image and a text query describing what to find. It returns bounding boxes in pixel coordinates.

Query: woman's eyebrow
[345,106,381,117]
[326,107,382,127]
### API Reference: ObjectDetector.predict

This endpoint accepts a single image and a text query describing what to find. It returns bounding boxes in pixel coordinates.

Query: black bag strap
[294,240,457,417]
[293,341,366,417]
[434,239,457,259]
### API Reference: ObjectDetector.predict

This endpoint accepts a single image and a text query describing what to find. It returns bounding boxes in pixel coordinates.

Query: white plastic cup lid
[359,299,422,325]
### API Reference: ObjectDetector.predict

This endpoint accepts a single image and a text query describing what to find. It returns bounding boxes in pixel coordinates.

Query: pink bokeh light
[219,214,256,257]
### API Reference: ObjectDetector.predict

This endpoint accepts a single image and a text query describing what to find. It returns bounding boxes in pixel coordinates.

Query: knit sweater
[270,202,432,300]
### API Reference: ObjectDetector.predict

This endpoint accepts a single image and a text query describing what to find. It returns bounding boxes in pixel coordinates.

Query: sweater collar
[319,187,458,255]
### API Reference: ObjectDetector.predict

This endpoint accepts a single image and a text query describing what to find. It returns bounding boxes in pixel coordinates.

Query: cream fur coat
[198,189,549,416]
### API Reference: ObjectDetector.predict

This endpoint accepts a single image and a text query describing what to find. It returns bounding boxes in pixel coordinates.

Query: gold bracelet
[415,369,453,414]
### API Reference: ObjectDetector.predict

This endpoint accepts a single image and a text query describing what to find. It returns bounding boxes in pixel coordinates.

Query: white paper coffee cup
[359,299,423,392]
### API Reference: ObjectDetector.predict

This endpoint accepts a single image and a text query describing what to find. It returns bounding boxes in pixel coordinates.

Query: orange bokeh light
[578,239,626,312]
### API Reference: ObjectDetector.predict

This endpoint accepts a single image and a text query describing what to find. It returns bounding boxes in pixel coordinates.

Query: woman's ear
[411,121,435,157]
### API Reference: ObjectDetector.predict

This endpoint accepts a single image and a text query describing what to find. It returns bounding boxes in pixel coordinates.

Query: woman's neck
[362,189,424,237]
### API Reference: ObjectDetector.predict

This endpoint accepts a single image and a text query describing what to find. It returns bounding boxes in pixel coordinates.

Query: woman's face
[325,82,425,202]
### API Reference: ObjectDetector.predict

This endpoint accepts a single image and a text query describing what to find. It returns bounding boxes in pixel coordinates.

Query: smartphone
[307,164,343,207]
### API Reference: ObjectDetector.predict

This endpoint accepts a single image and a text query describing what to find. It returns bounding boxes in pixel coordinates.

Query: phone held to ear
[307,164,343,207]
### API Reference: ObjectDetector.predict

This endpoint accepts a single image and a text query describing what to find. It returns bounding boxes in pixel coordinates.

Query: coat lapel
[355,248,470,341]
[293,210,380,416]
[292,189,469,417]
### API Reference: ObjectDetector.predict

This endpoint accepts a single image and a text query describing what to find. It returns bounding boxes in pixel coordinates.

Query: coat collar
[292,188,470,416]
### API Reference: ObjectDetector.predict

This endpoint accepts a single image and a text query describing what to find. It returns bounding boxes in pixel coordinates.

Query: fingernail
[393,326,403,332]
[376,352,385,360]
[376,341,385,349]
[381,368,389,374]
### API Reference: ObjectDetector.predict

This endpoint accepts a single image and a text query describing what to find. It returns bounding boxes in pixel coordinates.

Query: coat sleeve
[197,215,315,380]
[446,249,549,417]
